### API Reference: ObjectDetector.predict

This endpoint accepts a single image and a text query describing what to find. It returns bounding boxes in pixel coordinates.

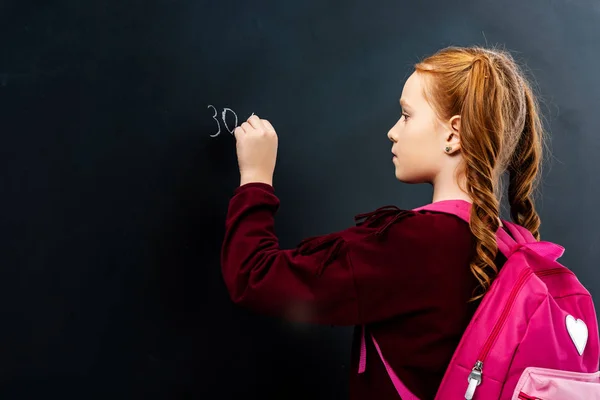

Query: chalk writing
[208,105,252,138]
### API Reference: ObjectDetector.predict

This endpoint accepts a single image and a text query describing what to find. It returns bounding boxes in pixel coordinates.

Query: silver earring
[445,146,452,153]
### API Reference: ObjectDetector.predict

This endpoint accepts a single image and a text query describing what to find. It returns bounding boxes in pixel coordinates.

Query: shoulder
[409,209,472,238]
[343,206,474,262]
[349,206,471,241]
[344,207,477,301]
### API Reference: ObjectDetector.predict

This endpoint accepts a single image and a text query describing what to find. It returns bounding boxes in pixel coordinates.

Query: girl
[221,45,545,399]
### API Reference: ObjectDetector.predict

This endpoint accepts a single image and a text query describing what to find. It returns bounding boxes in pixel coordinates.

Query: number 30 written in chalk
[208,105,253,138]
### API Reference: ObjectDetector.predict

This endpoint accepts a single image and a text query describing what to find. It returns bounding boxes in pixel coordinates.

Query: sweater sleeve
[220,183,473,326]
[220,183,361,325]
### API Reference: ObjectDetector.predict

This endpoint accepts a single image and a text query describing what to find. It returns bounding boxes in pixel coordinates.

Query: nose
[387,129,397,143]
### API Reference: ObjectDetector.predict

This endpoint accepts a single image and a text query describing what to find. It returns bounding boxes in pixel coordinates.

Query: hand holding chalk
[234,114,278,186]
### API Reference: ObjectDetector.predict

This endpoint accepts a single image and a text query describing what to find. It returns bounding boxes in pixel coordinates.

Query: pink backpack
[358,200,600,399]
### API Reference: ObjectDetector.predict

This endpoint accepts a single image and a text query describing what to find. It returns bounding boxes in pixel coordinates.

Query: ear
[444,115,461,154]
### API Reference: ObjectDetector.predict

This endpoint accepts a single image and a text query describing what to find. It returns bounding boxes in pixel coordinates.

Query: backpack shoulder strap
[358,326,420,400]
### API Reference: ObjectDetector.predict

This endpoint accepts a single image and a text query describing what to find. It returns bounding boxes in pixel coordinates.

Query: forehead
[400,71,426,107]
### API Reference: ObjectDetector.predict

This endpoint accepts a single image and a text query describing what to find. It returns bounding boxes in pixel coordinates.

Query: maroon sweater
[221,183,506,399]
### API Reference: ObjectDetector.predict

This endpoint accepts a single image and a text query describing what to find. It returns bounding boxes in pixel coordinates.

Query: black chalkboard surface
[2,1,599,399]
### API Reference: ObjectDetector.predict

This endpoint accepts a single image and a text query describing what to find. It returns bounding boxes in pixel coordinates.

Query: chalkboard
[2,1,599,399]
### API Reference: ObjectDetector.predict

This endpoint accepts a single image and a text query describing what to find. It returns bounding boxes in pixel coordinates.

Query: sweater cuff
[234,182,275,195]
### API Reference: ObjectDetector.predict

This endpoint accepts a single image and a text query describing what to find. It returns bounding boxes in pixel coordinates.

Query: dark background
[1,0,599,398]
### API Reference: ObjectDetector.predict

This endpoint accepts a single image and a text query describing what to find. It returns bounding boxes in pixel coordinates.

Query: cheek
[397,124,422,155]
[395,122,437,169]
[407,121,436,151]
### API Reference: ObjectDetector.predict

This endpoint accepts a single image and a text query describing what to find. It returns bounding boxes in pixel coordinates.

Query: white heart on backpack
[566,314,588,356]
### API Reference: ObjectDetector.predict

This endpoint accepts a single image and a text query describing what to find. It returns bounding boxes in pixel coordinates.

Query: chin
[395,175,418,184]
[395,172,430,185]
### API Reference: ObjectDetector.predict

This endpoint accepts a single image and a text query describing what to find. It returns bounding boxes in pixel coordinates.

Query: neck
[431,165,472,204]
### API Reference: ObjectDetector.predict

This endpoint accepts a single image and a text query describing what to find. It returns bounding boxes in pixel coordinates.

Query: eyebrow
[399,99,411,109]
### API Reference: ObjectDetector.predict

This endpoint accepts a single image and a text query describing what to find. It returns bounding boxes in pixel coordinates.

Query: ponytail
[461,55,503,301]
[507,81,544,240]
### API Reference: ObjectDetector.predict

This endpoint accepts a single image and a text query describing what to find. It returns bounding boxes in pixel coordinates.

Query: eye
[401,112,410,121]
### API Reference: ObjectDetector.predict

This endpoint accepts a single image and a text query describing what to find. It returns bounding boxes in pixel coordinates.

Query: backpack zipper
[465,268,531,399]
[465,267,572,399]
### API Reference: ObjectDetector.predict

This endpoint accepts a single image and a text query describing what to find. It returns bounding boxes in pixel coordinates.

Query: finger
[261,119,275,133]
[234,126,243,141]
[241,122,254,133]
[247,115,264,131]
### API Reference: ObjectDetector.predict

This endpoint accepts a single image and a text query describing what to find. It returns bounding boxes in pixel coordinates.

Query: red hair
[415,46,547,301]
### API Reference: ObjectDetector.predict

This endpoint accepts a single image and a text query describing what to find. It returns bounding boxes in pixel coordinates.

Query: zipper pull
[465,361,483,399]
